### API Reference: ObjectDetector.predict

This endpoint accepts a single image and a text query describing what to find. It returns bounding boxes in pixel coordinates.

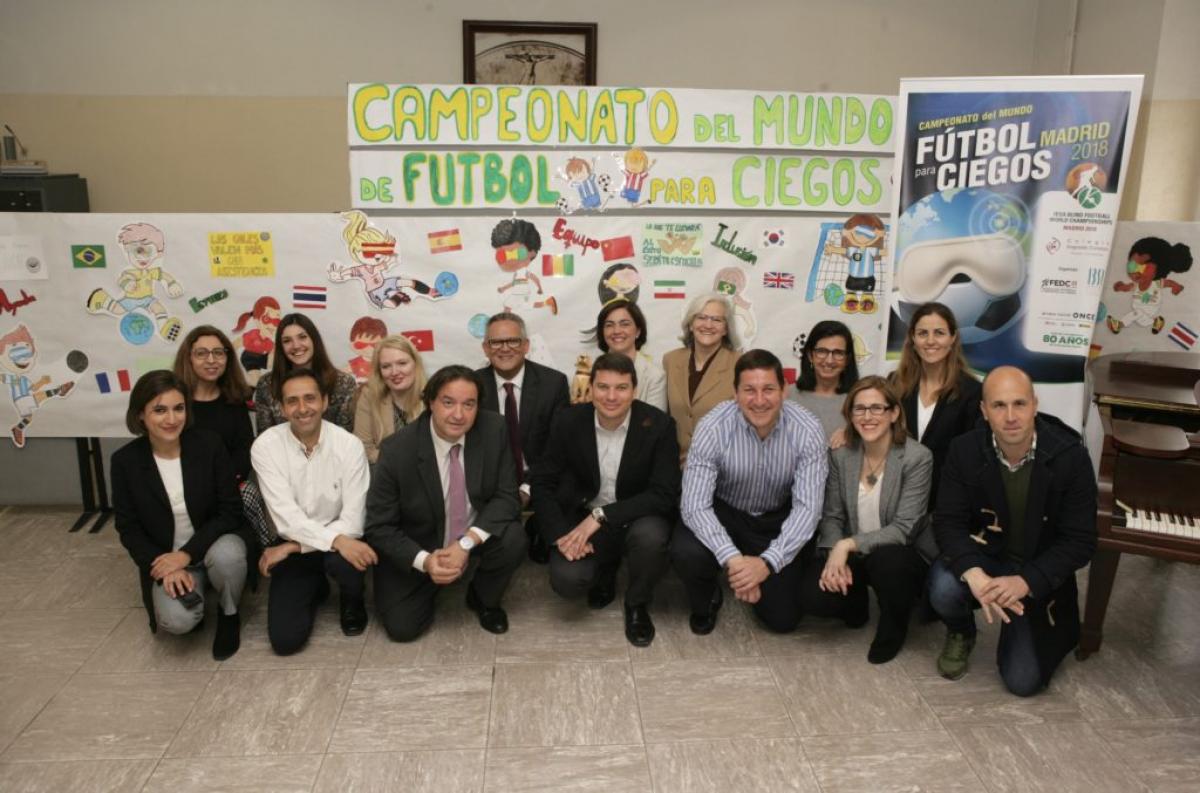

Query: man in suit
[530,353,680,646]
[475,311,570,563]
[366,365,525,640]
[929,366,1097,695]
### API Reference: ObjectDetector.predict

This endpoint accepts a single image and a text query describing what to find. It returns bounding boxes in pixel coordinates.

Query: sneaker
[545,296,558,315]
[11,425,25,448]
[86,288,111,315]
[1152,315,1165,334]
[57,381,75,398]
[842,295,859,313]
[860,294,877,313]
[1106,315,1122,334]
[937,631,976,680]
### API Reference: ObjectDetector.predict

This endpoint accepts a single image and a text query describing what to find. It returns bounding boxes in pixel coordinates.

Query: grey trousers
[152,534,247,634]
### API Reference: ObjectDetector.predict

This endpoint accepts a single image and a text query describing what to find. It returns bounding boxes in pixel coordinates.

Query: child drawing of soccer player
[0,325,75,448]
[328,211,446,309]
[1107,236,1193,334]
[345,316,388,382]
[615,147,655,206]
[86,222,184,341]
[556,157,612,214]
[230,296,281,385]
[823,214,887,314]
[491,218,557,315]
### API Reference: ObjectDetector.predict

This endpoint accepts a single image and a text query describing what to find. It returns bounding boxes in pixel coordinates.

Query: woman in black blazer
[112,370,247,660]
[889,302,981,508]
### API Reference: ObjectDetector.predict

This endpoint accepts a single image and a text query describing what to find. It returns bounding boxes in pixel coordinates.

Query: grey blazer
[817,437,937,561]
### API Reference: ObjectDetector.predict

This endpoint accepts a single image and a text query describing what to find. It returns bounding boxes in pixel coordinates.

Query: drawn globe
[891,188,1031,345]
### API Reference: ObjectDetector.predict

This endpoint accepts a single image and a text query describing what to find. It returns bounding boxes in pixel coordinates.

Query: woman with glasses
[889,302,981,507]
[112,370,246,660]
[253,313,357,433]
[354,334,427,464]
[789,320,859,445]
[662,292,740,464]
[586,299,667,411]
[173,325,254,480]
[800,376,934,664]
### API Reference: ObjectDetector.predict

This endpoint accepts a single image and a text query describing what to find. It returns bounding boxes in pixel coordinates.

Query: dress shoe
[466,586,509,635]
[624,604,655,647]
[528,532,550,564]
[212,611,241,661]
[867,605,909,664]
[843,588,869,629]
[339,596,368,636]
[688,586,724,636]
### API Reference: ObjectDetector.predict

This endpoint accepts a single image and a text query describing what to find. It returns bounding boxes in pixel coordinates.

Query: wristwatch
[591,507,607,525]
[458,534,477,551]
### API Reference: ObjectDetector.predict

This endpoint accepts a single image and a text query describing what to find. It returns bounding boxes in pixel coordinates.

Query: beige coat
[662,345,737,466]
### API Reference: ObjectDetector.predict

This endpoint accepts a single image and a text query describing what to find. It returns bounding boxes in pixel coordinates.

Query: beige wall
[0,0,1195,215]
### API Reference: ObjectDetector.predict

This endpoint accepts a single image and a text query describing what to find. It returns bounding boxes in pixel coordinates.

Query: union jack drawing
[762,271,795,289]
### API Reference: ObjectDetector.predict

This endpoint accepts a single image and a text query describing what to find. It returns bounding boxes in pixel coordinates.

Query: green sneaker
[937,631,976,680]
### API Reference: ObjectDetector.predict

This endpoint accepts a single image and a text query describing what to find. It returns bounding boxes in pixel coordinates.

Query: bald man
[928,366,1097,695]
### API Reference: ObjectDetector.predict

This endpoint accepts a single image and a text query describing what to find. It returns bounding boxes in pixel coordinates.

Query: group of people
[112,294,1097,697]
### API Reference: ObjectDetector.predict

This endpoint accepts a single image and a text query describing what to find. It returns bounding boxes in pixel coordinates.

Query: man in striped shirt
[672,349,828,635]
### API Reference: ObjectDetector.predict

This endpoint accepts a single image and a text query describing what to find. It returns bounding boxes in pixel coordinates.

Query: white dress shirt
[251,420,370,553]
[153,455,195,551]
[412,423,492,573]
[591,410,631,508]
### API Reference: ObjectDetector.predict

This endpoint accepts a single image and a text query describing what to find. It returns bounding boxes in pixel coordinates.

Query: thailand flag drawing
[293,285,328,309]
[1168,321,1197,350]
[95,369,132,394]
[427,229,463,254]
[763,271,795,289]
[541,254,574,276]
[601,236,635,262]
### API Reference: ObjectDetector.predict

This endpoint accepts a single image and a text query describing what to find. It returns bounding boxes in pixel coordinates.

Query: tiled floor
[1,505,1198,793]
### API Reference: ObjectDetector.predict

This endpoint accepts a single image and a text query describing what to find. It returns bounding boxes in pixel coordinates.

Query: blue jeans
[927,557,1044,697]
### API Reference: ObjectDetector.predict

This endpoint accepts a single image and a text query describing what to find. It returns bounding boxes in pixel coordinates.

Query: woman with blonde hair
[662,292,740,464]
[888,302,981,508]
[354,334,427,464]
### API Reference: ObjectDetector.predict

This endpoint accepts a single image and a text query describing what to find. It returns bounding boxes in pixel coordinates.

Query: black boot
[212,611,241,661]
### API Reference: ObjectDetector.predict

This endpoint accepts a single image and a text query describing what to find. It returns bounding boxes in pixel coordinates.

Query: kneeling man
[930,365,1097,695]
[366,365,525,640]
[530,353,680,646]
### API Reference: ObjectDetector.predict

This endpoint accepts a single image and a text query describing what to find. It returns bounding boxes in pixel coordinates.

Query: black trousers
[374,526,525,642]
[670,499,812,633]
[267,550,364,656]
[548,513,671,607]
[799,543,928,629]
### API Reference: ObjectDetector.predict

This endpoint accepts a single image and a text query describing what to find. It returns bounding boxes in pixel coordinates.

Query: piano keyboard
[1120,508,1200,540]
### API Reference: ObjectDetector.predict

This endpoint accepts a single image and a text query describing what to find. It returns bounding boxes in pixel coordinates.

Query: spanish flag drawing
[541,254,574,276]
[427,228,463,254]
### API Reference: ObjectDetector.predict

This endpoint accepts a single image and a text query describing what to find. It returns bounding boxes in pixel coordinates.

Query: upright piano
[1078,351,1200,659]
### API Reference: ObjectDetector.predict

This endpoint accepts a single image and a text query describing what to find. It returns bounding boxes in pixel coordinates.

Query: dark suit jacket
[529,401,681,542]
[365,411,521,570]
[900,372,982,507]
[934,414,1097,682]
[111,428,242,629]
[475,359,569,472]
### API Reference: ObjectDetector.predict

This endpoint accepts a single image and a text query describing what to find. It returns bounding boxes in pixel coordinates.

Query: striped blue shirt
[681,400,827,572]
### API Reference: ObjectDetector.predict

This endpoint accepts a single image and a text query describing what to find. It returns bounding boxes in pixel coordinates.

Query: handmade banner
[350,148,892,213]
[348,84,895,151]
[884,75,1143,426]
[0,211,893,442]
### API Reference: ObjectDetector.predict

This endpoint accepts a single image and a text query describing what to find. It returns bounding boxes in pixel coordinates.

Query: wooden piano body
[1078,351,1200,659]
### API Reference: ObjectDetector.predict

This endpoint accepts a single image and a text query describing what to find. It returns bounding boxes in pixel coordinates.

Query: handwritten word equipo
[711,223,758,266]
[731,156,883,209]
[361,152,561,207]
[552,218,600,255]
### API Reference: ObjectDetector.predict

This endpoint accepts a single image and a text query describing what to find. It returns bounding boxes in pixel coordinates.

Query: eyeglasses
[485,337,524,350]
[694,313,726,325]
[811,348,847,361]
[192,348,228,360]
[851,403,890,417]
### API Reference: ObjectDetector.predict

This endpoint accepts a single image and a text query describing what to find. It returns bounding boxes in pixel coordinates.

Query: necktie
[446,443,468,545]
[503,382,524,484]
